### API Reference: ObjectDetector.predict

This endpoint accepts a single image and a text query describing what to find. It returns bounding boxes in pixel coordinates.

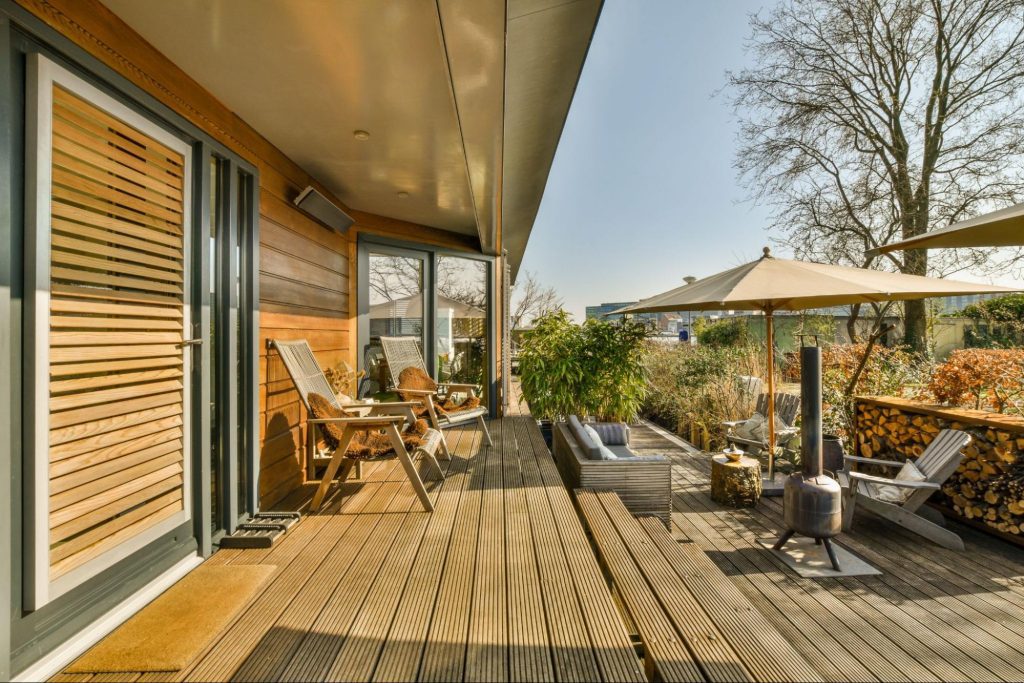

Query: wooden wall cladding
[47,86,187,579]
[19,0,484,510]
[257,193,351,507]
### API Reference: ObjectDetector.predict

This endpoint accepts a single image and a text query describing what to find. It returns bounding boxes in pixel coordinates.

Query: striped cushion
[588,422,630,446]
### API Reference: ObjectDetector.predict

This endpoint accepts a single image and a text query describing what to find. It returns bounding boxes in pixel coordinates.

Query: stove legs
[822,537,842,572]
[772,529,795,551]
[772,530,843,572]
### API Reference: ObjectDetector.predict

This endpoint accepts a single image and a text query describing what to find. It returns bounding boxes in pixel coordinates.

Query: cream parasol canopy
[867,202,1024,255]
[613,247,1019,485]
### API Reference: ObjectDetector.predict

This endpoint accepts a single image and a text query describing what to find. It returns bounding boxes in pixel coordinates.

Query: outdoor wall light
[294,186,355,234]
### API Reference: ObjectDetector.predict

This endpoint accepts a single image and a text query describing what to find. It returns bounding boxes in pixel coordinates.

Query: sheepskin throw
[307,393,428,459]
[397,367,482,414]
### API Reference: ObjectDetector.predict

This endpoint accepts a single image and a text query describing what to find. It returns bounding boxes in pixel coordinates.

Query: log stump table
[710,454,762,508]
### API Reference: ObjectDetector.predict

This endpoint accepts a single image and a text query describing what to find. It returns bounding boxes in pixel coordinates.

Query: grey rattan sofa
[553,416,671,525]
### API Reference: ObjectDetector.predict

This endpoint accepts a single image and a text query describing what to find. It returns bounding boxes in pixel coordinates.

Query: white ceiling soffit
[99,0,599,258]
[502,0,603,279]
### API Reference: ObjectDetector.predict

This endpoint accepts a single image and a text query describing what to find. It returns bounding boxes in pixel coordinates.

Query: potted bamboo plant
[518,310,648,446]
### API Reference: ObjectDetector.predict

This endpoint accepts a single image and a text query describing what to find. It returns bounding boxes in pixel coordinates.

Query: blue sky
[520,0,773,321]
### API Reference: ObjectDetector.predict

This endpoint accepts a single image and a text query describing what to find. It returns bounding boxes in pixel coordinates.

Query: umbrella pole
[766,309,776,482]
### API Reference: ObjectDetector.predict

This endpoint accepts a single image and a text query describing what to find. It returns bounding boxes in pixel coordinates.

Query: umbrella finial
[762,246,773,259]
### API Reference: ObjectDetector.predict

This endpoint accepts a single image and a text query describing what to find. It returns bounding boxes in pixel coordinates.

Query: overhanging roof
[100,0,601,273]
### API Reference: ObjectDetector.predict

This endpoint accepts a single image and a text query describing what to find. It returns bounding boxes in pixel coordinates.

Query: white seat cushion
[869,461,926,503]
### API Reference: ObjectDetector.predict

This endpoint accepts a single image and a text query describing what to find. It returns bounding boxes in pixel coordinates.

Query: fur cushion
[397,367,482,415]
[307,393,428,460]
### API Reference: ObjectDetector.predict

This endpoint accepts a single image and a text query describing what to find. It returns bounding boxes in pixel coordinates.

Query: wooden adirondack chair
[378,336,493,456]
[838,429,970,551]
[722,392,801,454]
[270,339,444,512]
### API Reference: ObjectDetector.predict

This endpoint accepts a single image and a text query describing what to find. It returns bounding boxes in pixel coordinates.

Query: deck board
[52,397,1024,683]
[631,422,1024,683]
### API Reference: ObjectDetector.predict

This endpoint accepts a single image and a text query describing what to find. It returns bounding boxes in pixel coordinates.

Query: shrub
[959,294,1024,348]
[786,343,926,441]
[642,342,763,449]
[580,317,650,422]
[697,318,750,347]
[518,311,649,422]
[928,349,1024,414]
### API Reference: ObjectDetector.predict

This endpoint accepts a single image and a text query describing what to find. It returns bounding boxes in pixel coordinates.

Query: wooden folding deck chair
[378,336,493,456]
[722,391,801,454]
[838,428,970,550]
[271,339,444,512]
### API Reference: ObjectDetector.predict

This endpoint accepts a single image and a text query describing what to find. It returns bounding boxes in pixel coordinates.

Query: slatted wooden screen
[40,78,190,587]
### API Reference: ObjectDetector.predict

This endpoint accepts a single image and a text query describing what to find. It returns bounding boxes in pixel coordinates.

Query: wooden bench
[576,489,823,683]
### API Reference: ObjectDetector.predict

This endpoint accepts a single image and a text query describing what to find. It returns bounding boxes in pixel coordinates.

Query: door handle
[178,338,203,347]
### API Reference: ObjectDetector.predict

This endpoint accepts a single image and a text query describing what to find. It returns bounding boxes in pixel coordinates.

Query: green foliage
[580,317,650,422]
[642,343,764,450]
[517,311,649,422]
[697,318,750,347]
[958,294,1024,348]
[517,311,585,421]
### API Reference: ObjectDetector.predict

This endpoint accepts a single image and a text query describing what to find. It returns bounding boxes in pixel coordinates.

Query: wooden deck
[632,423,1024,683]
[51,405,1024,683]
[53,413,648,683]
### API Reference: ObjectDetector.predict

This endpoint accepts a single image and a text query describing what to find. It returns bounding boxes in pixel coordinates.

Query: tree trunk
[847,304,862,343]
[901,223,929,353]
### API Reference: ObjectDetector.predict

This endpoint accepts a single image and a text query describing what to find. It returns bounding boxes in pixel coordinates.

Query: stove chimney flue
[801,344,824,478]
[773,342,844,571]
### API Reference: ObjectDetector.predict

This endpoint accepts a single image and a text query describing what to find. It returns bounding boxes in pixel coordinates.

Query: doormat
[67,563,275,673]
[759,537,881,578]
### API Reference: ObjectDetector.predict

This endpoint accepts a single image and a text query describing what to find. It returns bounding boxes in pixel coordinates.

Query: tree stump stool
[710,454,762,508]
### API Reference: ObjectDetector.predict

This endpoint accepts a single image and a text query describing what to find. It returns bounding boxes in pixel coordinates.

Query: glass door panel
[436,255,489,406]
[364,251,428,396]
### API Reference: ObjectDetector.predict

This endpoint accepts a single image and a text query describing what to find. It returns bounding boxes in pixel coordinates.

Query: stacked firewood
[855,397,1024,538]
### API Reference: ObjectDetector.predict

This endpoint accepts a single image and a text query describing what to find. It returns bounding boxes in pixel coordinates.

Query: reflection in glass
[436,256,488,406]
[365,253,425,396]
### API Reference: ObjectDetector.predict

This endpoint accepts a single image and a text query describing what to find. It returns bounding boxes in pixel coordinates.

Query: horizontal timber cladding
[42,80,188,587]
[257,193,351,508]
[18,0,487,513]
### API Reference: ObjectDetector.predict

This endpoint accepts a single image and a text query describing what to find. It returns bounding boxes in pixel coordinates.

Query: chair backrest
[754,392,801,426]
[915,429,970,482]
[271,339,342,411]
[379,336,428,389]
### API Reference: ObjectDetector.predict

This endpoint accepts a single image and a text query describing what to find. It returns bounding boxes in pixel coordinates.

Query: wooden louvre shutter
[46,85,188,581]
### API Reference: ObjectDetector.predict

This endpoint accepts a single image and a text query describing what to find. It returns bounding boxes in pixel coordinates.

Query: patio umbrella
[867,202,1024,254]
[613,247,1018,482]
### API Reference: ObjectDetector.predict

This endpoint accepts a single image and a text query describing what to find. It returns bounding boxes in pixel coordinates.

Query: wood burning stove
[773,344,843,571]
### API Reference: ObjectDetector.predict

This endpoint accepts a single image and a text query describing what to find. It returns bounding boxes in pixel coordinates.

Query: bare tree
[510,271,563,329]
[730,0,1024,353]
[367,255,487,309]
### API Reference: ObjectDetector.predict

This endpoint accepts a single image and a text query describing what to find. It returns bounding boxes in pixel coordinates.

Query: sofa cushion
[588,422,630,446]
[568,416,602,460]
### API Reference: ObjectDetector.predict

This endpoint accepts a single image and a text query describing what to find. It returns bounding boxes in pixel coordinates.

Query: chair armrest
[308,416,404,427]
[440,382,478,391]
[345,400,421,408]
[395,388,436,397]
[844,454,904,468]
[847,471,940,490]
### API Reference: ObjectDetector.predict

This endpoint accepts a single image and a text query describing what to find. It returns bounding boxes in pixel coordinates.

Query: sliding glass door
[205,152,257,539]
[358,239,493,410]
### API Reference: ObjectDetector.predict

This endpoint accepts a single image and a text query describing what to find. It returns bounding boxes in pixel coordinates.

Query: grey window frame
[357,235,498,415]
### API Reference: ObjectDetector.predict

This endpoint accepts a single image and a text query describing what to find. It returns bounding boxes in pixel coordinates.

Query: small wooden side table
[710,454,762,508]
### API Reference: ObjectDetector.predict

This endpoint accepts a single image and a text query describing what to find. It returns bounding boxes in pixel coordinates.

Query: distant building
[935,292,1006,314]
[585,302,661,327]
[585,301,744,337]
